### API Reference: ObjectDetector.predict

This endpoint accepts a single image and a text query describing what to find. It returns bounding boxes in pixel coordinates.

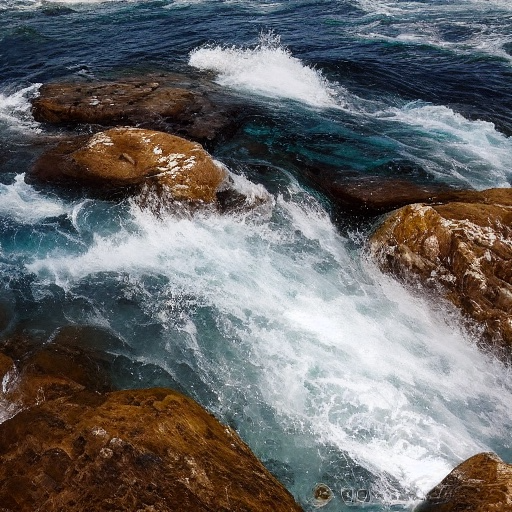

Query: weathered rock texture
[28,127,227,204]
[0,387,302,511]
[31,75,239,145]
[320,176,470,216]
[416,452,512,512]
[370,188,512,350]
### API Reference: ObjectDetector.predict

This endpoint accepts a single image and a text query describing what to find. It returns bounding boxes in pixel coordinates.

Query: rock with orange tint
[28,127,228,205]
[0,387,303,512]
[416,452,512,512]
[370,188,512,352]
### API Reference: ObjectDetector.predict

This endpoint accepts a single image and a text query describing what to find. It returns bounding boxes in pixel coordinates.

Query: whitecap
[0,174,69,224]
[189,31,340,109]
[0,84,41,134]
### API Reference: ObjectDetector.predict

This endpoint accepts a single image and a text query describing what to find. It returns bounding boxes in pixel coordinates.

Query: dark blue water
[1,1,512,510]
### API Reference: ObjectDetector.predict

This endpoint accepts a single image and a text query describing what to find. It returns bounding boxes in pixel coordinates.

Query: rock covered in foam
[0,385,303,511]
[28,127,227,204]
[369,188,512,352]
[416,452,512,512]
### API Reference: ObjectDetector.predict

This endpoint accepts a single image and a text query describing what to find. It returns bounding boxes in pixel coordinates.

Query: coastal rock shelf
[27,126,271,215]
[370,188,512,352]
[31,75,243,146]
[0,339,302,512]
[28,127,227,203]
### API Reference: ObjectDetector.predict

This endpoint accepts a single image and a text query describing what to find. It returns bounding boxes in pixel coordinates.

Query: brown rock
[31,75,239,145]
[28,127,228,205]
[416,452,512,511]
[370,188,512,351]
[0,352,13,382]
[0,387,303,512]
[316,176,466,216]
[0,327,115,409]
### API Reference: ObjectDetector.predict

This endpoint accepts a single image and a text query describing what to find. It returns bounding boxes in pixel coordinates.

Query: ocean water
[1,1,512,510]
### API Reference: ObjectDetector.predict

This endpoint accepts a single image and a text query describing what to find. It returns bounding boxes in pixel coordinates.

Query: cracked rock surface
[369,188,512,352]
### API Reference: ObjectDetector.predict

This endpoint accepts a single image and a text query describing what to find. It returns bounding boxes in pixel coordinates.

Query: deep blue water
[1,1,512,510]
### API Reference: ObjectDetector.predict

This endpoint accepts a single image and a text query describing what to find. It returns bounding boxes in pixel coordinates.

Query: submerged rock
[28,127,227,203]
[0,387,303,512]
[319,176,470,216]
[31,74,241,146]
[370,188,512,352]
[0,327,115,409]
[416,452,512,512]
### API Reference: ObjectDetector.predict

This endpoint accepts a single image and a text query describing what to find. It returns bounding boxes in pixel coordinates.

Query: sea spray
[0,84,41,133]
[189,31,340,108]
[25,186,512,504]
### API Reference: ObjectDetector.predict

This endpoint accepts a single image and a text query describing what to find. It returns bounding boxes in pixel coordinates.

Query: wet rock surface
[416,452,512,512]
[0,386,302,512]
[28,127,228,204]
[31,74,244,147]
[370,188,512,352]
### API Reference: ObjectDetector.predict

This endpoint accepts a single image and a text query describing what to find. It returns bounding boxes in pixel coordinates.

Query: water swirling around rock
[1,1,512,510]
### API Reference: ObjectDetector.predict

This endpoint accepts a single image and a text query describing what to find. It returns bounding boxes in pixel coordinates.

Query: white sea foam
[189,31,340,109]
[0,174,69,223]
[378,102,512,188]
[0,84,41,133]
[26,189,512,500]
[351,0,512,63]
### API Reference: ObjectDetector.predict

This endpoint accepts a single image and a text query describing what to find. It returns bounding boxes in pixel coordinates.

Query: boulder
[415,452,512,512]
[369,188,512,351]
[320,176,470,216]
[0,327,115,409]
[28,127,228,205]
[31,74,242,146]
[0,387,303,512]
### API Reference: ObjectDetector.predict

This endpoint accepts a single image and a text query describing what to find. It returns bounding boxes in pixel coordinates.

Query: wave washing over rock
[1,0,512,510]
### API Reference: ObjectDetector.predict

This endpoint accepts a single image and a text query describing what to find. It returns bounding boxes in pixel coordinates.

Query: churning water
[1,1,512,510]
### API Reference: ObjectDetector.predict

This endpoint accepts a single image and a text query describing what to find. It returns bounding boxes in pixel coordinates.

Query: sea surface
[1,0,512,510]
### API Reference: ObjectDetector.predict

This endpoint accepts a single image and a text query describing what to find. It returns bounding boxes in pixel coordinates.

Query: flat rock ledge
[31,75,240,146]
[0,343,302,512]
[28,126,227,204]
[415,452,512,512]
[369,188,512,352]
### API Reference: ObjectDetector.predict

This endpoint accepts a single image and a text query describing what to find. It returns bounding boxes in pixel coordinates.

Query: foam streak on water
[377,102,512,188]
[26,189,512,502]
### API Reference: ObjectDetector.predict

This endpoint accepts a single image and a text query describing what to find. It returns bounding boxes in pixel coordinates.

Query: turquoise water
[1,1,512,509]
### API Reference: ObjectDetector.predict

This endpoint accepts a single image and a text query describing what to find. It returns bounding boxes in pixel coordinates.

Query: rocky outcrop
[0,386,302,512]
[28,127,227,204]
[28,127,272,216]
[0,333,301,511]
[31,74,241,146]
[415,452,512,512]
[320,176,470,217]
[370,188,512,351]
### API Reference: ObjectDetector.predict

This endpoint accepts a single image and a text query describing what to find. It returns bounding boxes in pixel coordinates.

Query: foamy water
[189,32,340,109]
[377,102,512,188]
[0,84,41,133]
[24,186,512,502]
[0,174,69,224]
[351,0,512,63]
